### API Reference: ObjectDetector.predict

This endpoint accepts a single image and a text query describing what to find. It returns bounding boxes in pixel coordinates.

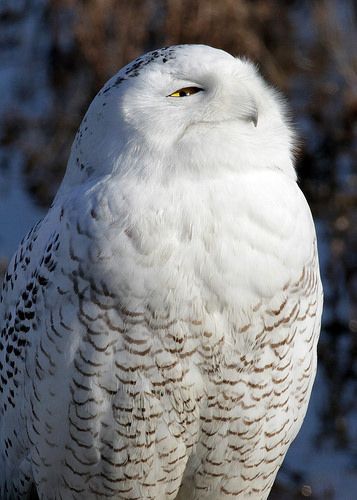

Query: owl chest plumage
[1,170,321,500]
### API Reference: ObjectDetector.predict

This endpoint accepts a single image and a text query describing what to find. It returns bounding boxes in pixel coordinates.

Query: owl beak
[250,104,258,127]
[245,100,258,127]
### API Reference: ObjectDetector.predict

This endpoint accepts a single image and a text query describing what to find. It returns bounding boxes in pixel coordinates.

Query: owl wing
[0,196,198,500]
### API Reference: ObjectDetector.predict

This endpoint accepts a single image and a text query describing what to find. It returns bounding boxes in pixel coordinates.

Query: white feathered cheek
[218,85,259,128]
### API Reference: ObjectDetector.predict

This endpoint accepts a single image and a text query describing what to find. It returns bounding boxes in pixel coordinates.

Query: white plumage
[0,44,323,499]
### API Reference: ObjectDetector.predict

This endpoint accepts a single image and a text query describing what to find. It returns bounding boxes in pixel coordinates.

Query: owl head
[61,44,296,192]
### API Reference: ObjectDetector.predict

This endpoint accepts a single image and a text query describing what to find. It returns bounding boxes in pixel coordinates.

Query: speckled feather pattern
[0,45,322,499]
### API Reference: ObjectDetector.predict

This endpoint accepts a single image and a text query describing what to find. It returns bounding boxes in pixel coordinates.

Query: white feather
[0,44,322,499]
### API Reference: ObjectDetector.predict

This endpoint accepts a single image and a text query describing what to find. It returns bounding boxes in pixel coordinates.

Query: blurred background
[0,0,356,498]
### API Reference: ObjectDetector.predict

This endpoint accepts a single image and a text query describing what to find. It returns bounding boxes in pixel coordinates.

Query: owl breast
[33,168,318,499]
[1,168,321,500]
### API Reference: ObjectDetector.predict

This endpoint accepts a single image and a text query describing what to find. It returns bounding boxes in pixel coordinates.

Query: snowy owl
[0,45,322,499]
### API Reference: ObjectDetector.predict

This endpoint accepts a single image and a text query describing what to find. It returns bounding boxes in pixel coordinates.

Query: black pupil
[179,90,187,97]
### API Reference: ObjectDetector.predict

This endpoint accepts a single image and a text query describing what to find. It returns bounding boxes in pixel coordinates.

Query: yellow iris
[168,87,203,97]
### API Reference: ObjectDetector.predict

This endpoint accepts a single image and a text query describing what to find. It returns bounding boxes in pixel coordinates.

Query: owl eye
[167,86,204,97]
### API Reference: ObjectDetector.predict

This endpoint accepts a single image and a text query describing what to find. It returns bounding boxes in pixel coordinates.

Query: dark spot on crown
[101,47,178,93]
[37,275,48,287]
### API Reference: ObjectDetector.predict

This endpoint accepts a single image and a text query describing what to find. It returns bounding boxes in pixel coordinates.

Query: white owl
[0,45,323,499]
